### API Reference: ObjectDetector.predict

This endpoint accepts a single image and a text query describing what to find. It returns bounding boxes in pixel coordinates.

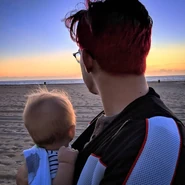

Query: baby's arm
[52,146,79,185]
[16,163,28,185]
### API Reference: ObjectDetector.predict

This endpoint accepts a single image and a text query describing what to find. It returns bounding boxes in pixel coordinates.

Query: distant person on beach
[16,0,185,184]
[16,88,78,185]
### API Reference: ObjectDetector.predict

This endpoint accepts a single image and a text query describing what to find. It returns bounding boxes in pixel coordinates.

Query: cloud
[159,69,185,73]
[146,68,185,76]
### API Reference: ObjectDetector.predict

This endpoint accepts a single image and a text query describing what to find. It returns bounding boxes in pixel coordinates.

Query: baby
[16,87,78,185]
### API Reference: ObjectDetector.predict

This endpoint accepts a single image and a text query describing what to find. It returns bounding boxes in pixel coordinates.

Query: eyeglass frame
[73,49,95,63]
[73,50,80,63]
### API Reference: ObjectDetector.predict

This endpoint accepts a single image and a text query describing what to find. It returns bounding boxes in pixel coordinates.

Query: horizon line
[0,74,185,81]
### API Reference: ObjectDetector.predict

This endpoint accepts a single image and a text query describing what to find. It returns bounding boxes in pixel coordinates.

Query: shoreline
[0,80,184,86]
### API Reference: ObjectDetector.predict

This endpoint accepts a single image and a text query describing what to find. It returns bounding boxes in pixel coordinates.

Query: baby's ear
[68,125,75,141]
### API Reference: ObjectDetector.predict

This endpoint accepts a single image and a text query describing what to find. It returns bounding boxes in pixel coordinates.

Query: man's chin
[88,87,99,95]
[91,91,99,95]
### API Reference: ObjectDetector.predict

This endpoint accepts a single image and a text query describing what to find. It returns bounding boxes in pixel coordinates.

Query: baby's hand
[58,146,79,164]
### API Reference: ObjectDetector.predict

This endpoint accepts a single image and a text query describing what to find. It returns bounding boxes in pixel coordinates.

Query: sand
[0,82,185,185]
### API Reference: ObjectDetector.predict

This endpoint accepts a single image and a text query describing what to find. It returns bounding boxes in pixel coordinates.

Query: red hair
[65,0,153,75]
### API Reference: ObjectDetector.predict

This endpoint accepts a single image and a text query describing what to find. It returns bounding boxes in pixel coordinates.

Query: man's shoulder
[94,115,183,162]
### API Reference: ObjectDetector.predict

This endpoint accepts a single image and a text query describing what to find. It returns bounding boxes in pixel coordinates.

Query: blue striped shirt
[46,150,58,179]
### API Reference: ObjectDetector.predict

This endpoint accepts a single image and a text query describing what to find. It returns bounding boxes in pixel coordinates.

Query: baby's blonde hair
[23,87,76,146]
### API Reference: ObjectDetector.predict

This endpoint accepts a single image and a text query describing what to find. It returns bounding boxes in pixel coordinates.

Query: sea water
[0,75,185,85]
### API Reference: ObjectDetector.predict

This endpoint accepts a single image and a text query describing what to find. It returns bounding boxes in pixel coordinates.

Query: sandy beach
[0,82,184,184]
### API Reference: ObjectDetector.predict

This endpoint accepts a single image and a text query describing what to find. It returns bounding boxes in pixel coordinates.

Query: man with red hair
[66,0,185,185]
[16,0,185,185]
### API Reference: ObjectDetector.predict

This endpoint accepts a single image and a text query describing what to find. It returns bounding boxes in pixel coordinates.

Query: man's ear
[81,49,94,73]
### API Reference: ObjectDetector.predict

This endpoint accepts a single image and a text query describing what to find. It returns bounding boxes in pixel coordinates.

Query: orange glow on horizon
[0,52,82,79]
[146,45,185,76]
[0,46,185,79]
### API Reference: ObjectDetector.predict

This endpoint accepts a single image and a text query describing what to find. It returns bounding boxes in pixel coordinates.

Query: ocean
[0,75,185,85]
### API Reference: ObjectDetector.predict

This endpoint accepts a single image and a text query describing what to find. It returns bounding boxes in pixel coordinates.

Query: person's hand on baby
[58,146,79,165]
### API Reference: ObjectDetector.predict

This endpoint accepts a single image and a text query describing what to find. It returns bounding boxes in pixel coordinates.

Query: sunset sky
[0,0,185,80]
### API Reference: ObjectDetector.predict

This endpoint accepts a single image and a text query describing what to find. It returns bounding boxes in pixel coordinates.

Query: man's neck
[95,74,149,117]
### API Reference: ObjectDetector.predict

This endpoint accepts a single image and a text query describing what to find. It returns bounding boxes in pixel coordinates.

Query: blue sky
[0,0,185,78]
[0,0,77,58]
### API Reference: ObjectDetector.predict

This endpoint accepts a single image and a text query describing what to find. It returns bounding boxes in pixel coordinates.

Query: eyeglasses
[73,50,80,63]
